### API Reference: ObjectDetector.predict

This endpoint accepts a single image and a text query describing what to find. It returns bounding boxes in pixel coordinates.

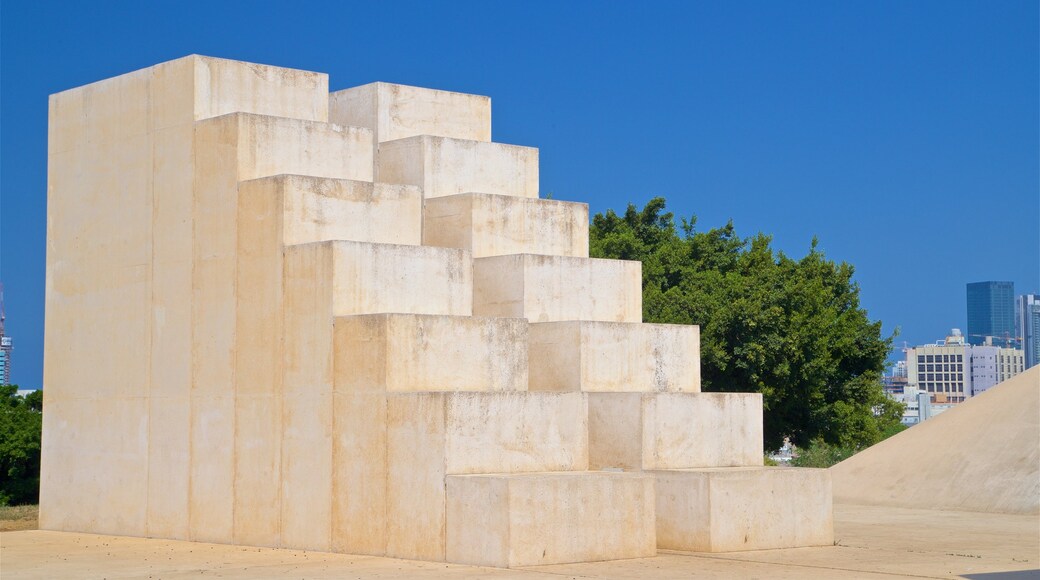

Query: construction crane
[968,332,1023,349]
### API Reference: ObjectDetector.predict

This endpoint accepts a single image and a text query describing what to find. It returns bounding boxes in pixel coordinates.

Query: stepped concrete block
[653,467,833,552]
[239,175,422,247]
[334,314,528,393]
[424,193,589,258]
[446,471,656,567]
[382,392,589,560]
[473,254,641,323]
[377,135,538,199]
[195,112,373,184]
[588,393,763,470]
[330,82,491,143]
[529,321,699,392]
[285,241,472,318]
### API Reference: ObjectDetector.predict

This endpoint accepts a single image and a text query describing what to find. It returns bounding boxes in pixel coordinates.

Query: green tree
[590,198,903,449]
[0,385,43,505]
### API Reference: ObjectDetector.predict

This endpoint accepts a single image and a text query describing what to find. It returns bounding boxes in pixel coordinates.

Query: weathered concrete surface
[529,321,699,392]
[377,135,538,199]
[424,193,589,258]
[4,503,1037,578]
[382,392,589,561]
[588,392,763,470]
[334,314,528,393]
[286,241,473,318]
[42,54,833,567]
[240,175,422,247]
[473,254,642,323]
[446,472,655,567]
[832,367,1040,515]
[330,82,491,143]
[654,467,833,552]
[322,390,590,560]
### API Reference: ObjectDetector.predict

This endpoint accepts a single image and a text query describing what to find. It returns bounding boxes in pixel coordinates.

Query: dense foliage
[590,198,903,449]
[0,385,42,505]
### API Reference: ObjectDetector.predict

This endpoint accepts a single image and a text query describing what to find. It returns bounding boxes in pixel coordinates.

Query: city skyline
[2,1,1038,388]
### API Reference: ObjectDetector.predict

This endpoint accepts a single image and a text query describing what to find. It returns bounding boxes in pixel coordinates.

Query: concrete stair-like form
[42,55,833,568]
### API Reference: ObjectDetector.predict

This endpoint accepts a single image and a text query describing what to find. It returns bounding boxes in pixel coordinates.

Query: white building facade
[905,329,1024,404]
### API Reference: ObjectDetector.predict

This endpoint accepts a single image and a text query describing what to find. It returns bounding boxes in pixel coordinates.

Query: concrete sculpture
[41,56,832,567]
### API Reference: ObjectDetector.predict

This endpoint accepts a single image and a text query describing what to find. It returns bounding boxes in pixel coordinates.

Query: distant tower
[966,281,1015,346]
[0,283,11,384]
[1017,294,1040,369]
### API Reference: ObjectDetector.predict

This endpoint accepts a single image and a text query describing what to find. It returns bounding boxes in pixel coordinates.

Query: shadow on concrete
[960,571,1040,579]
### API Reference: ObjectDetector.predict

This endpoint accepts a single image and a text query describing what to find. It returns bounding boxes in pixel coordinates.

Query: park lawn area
[0,505,38,532]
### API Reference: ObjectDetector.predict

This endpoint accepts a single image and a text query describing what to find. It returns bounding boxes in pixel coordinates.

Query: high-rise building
[0,284,9,385]
[966,281,1015,346]
[0,337,10,385]
[1016,294,1040,369]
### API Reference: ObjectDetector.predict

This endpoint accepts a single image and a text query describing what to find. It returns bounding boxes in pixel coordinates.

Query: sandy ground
[1,503,1037,579]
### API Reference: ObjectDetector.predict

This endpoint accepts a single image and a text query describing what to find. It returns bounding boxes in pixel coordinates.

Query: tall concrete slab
[42,55,334,538]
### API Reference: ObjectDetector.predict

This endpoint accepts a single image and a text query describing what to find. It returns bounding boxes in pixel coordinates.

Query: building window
[918,355,925,364]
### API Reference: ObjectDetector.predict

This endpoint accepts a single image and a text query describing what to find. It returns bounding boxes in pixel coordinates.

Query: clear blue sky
[1,1,1037,388]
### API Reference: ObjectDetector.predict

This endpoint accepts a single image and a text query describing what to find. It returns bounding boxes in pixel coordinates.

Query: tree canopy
[590,197,902,449]
[0,385,42,505]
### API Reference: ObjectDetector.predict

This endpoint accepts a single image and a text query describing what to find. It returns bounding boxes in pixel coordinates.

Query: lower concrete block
[653,467,833,552]
[588,392,763,470]
[384,392,589,561]
[446,471,656,567]
[529,321,699,392]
